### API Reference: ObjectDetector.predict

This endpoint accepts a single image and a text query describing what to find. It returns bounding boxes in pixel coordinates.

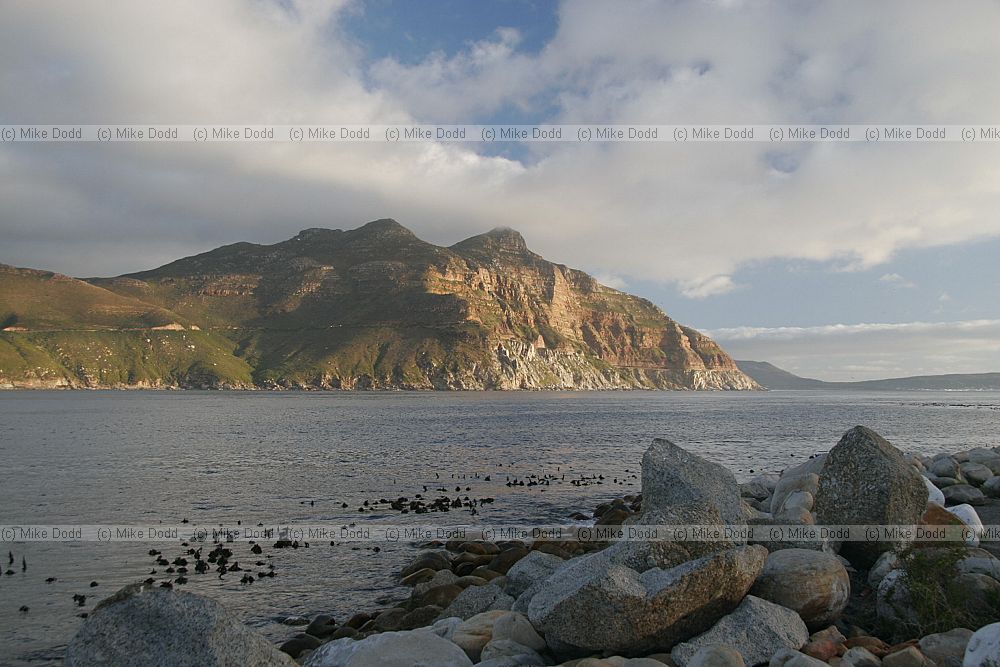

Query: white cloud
[709,319,1000,380]
[2,0,1000,301]
[879,273,916,288]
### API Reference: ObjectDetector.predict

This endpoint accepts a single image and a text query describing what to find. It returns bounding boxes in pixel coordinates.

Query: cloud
[2,0,1000,300]
[709,319,1000,381]
[878,273,916,288]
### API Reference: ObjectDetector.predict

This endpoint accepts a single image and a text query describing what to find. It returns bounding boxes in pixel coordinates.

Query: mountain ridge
[0,220,759,391]
[736,359,1000,391]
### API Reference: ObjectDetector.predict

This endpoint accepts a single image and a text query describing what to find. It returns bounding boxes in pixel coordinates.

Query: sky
[2,0,1000,381]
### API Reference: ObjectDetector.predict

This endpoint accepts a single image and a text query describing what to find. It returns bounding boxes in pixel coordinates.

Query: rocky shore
[64,426,1000,666]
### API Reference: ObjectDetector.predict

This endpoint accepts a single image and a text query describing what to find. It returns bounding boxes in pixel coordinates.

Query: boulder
[480,639,546,664]
[750,548,850,629]
[280,634,323,659]
[491,611,546,651]
[917,628,972,667]
[813,426,928,568]
[528,544,767,657]
[400,550,453,578]
[672,596,809,667]
[943,485,986,507]
[487,546,530,575]
[965,622,1000,667]
[947,504,984,546]
[771,472,820,518]
[930,457,963,480]
[983,477,1000,499]
[414,583,463,609]
[438,582,513,620]
[741,481,772,502]
[840,647,882,667]
[687,645,746,667]
[64,584,296,667]
[868,551,902,589]
[876,569,918,632]
[923,477,946,506]
[769,649,829,667]
[504,550,565,597]
[303,629,473,667]
[640,437,743,525]
[306,614,339,639]
[882,646,935,667]
[960,463,993,487]
[413,568,459,595]
[451,610,508,661]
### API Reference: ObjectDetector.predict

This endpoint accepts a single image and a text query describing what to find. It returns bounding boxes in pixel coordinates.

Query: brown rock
[844,636,891,658]
[487,546,530,574]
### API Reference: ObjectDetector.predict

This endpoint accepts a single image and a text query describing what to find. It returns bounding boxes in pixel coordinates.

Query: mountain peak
[451,226,530,258]
[355,218,414,236]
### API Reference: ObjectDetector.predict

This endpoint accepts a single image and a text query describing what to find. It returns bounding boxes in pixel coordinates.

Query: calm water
[1,390,999,665]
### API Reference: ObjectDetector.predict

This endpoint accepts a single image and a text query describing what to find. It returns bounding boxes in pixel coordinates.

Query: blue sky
[3,0,1000,380]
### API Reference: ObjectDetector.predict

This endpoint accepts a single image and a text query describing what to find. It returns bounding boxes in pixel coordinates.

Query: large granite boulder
[303,629,472,667]
[527,543,767,657]
[813,426,928,568]
[65,584,296,667]
[750,549,850,629]
[438,582,513,620]
[640,437,743,526]
[965,622,1000,667]
[504,551,565,597]
[672,596,809,667]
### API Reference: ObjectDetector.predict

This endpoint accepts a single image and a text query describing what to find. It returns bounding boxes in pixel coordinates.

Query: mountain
[0,220,759,390]
[736,360,1000,391]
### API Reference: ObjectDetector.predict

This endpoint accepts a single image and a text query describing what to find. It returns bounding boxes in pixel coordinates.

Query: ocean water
[1,389,999,665]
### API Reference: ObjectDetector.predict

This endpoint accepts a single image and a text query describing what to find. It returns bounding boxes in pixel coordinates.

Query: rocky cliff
[0,220,759,390]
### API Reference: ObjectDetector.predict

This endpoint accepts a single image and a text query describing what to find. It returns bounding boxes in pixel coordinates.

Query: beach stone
[414,583,463,609]
[480,638,546,664]
[750,548,850,629]
[306,614,339,638]
[400,551,453,578]
[491,611,546,651]
[478,654,546,667]
[930,458,963,480]
[303,629,473,667]
[399,605,443,630]
[453,575,489,589]
[438,582,513,620]
[958,549,1000,579]
[640,437,743,526]
[504,550,565,597]
[983,477,1000,498]
[488,546,530,575]
[844,637,890,657]
[372,607,409,631]
[882,646,934,667]
[687,645,745,667]
[741,481,772,501]
[672,596,808,667]
[961,463,993,487]
[280,634,323,659]
[452,609,508,661]
[813,426,928,568]
[947,504,984,546]
[770,458,825,517]
[944,485,986,506]
[400,567,438,586]
[921,502,968,529]
[923,477,947,506]
[876,569,918,632]
[65,584,295,667]
[868,551,902,589]
[529,544,766,657]
[917,628,972,667]
[413,568,459,595]
[770,648,829,667]
[330,627,359,640]
[839,648,881,667]
[430,616,462,641]
[802,638,845,662]
[964,622,1000,667]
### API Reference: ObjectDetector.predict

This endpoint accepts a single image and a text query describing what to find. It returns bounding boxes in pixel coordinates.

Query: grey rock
[840,647,881,667]
[813,426,928,568]
[965,622,1000,667]
[943,484,986,506]
[504,550,565,597]
[528,544,767,657]
[882,646,934,667]
[476,655,546,667]
[439,582,513,620]
[876,569,918,632]
[771,472,820,517]
[491,611,546,651]
[641,437,743,526]
[480,638,545,664]
[741,481,772,501]
[983,476,1000,498]
[769,648,829,667]
[918,627,972,667]
[65,585,295,667]
[867,550,901,590]
[303,629,473,667]
[400,550,453,578]
[413,568,459,596]
[960,462,993,487]
[749,548,850,629]
[930,457,963,480]
[687,644,746,667]
[671,596,809,667]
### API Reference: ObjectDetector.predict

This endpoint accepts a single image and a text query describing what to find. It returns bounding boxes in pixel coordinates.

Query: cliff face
[0,220,759,390]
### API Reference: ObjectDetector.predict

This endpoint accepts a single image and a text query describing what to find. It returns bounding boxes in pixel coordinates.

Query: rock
[303,629,473,667]
[684,645,745,667]
[921,502,968,529]
[439,582,513,620]
[960,463,993,487]
[640,437,743,526]
[943,485,986,507]
[868,551,901,590]
[917,628,972,667]
[398,605,443,630]
[957,572,1000,616]
[488,546,530,575]
[400,550,453,578]
[742,481,772,501]
[930,458,963,480]
[330,626,358,640]
[480,638,546,664]
[306,614,339,638]
[958,549,1000,579]
[983,477,1000,499]
[64,584,295,666]
[923,477,946,506]
[528,544,766,657]
[770,649,829,667]
[451,609,508,661]
[839,647,882,667]
[876,569,918,632]
[282,615,310,625]
[371,607,409,631]
[414,583,463,609]
[750,548,850,629]
[882,646,934,667]
[844,637,890,658]
[964,622,1000,667]
[770,457,826,517]
[280,634,323,659]
[430,616,463,641]
[491,611,546,651]
[400,568,438,586]
[413,568,459,595]
[671,596,809,667]
[801,638,845,662]
[947,504,984,546]
[504,550,565,597]
[477,656,546,667]
[813,426,928,568]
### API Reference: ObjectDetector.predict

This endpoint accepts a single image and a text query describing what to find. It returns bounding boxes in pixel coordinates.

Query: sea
[1,390,998,665]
